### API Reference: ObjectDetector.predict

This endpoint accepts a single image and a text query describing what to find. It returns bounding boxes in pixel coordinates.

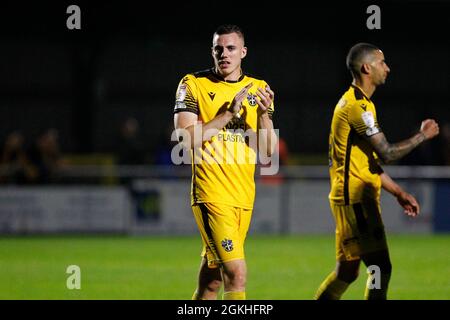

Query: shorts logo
[247,93,257,106]
[221,238,234,252]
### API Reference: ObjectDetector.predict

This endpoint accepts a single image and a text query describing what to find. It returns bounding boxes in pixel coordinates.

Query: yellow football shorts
[191,202,252,268]
[330,198,388,261]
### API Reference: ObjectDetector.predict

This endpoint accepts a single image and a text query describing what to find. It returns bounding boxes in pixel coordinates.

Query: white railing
[1,165,450,181]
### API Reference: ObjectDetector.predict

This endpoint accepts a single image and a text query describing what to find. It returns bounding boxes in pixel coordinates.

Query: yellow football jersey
[174,68,274,209]
[328,85,384,205]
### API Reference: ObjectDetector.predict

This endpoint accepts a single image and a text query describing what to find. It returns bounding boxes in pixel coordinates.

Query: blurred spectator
[259,136,290,184]
[27,128,63,184]
[0,130,36,184]
[154,123,175,166]
[115,117,148,165]
[278,137,290,166]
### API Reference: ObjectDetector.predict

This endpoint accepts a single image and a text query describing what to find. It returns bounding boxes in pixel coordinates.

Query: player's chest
[196,84,259,124]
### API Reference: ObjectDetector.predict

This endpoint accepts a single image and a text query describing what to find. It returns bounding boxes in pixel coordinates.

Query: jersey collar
[211,68,245,83]
[351,84,372,102]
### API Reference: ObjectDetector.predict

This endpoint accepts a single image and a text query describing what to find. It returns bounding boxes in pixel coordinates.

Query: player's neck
[214,67,242,82]
[352,79,375,99]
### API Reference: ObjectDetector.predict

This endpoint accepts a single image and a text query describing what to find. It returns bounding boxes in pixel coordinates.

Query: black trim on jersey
[199,203,213,243]
[244,72,264,81]
[193,68,264,82]
[353,203,368,233]
[192,151,198,204]
[173,107,199,115]
[351,85,371,102]
[344,129,355,205]
[210,67,246,83]
[193,69,214,78]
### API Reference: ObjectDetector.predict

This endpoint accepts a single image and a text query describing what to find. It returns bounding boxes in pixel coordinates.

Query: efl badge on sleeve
[337,98,347,108]
[176,84,187,102]
[362,111,380,136]
[175,84,187,110]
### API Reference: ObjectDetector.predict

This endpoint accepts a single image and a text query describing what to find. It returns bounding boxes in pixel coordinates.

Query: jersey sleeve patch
[173,77,199,114]
[349,101,381,137]
[361,111,380,136]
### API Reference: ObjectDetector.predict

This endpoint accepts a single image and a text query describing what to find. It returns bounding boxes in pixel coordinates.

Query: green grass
[0,234,449,299]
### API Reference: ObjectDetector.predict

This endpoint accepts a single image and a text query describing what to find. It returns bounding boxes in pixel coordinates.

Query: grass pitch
[0,234,449,300]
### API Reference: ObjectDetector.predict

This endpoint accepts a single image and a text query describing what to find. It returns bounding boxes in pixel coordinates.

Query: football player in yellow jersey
[173,25,278,300]
[315,43,439,300]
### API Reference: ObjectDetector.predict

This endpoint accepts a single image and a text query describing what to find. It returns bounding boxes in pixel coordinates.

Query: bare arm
[368,119,439,163]
[174,111,233,149]
[255,86,278,157]
[174,84,252,149]
[380,172,420,217]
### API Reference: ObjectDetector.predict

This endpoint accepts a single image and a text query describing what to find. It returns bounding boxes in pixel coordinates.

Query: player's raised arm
[255,85,278,157]
[380,172,420,217]
[367,119,440,164]
[174,84,252,149]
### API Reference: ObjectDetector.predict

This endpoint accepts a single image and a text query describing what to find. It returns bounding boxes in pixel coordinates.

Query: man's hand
[396,191,420,217]
[255,85,274,116]
[420,119,439,140]
[229,83,253,117]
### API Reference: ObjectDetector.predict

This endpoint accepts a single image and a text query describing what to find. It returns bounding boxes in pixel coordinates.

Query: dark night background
[0,0,449,165]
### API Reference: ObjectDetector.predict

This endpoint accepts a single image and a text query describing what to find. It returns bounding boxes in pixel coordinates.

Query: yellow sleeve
[348,101,381,137]
[173,74,199,115]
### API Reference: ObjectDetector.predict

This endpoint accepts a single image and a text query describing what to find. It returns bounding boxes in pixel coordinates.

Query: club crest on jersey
[247,93,257,106]
[221,238,234,252]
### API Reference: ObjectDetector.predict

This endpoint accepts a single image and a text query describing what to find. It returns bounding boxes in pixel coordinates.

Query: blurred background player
[115,117,147,166]
[315,43,440,300]
[173,24,277,300]
[0,130,35,184]
[27,128,63,184]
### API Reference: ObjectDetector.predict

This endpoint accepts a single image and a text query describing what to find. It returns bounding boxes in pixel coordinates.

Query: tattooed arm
[368,119,439,163]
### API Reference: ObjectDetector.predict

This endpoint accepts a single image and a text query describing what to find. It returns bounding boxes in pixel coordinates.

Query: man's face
[212,32,247,78]
[369,50,390,85]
